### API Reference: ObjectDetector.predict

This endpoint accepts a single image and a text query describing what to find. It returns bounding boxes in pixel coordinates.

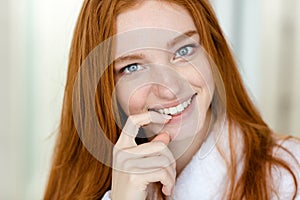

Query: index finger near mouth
[115,111,172,149]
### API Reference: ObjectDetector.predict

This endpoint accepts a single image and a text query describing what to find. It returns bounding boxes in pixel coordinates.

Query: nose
[150,66,181,100]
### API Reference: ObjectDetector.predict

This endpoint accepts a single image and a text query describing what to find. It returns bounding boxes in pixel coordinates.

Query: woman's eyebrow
[167,30,198,48]
[114,53,146,65]
[114,30,198,65]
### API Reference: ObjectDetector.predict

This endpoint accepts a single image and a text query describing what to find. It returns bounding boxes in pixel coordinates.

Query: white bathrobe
[102,123,300,200]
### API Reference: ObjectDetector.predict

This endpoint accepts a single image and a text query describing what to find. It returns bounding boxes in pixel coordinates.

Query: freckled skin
[114,1,215,142]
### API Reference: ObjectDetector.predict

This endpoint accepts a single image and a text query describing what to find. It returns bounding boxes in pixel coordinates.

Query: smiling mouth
[149,93,197,116]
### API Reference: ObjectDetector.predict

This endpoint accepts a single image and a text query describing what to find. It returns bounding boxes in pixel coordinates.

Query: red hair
[44,0,298,199]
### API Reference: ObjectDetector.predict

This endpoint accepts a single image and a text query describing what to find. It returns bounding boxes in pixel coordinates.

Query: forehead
[117,1,196,33]
[115,1,197,57]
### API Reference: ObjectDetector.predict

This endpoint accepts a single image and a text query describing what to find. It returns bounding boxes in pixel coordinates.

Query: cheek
[185,63,215,94]
[128,92,147,114]
[116,85,150,115]
[185,50,215,94]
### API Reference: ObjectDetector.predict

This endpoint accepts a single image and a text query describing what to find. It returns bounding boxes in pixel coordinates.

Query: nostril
[152,84,177,100]
[149,65,182,96]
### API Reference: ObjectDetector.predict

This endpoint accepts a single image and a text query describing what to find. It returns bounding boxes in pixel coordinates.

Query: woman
[44,0,300,199]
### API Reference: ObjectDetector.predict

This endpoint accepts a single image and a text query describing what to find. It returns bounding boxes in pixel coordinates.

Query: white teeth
[183,101,188,108]
[154,97,193,116]
[177,104,184,112]
[164,108,169,114]
[169,107,177,115]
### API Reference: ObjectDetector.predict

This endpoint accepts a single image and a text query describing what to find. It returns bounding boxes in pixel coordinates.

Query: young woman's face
[113,1,215,141]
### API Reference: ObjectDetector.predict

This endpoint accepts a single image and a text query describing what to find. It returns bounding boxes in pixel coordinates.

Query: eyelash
[118,44,198,75]
[119,63,144,74]
[173,44,197,60]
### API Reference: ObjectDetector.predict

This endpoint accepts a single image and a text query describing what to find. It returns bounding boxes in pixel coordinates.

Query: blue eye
[174,44,196,59]
[122,63,144,74]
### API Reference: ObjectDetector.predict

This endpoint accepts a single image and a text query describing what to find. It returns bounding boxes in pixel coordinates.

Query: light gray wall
[260,0,300,136]
[0,0,82,199]
[213,0,300,136]
[0,0,299,199]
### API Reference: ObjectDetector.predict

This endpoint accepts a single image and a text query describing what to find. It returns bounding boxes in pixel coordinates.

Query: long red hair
[44,0,298,199]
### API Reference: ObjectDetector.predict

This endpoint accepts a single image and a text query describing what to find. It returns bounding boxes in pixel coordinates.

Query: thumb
[116,112,171,149]
[151,132,171,145]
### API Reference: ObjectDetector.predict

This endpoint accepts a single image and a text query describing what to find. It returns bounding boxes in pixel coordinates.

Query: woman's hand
[111,112,176,200]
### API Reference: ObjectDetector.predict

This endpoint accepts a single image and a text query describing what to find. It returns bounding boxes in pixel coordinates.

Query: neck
[169,109,213,175]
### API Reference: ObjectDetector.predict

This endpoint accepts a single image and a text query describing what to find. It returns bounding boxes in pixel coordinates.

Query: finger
[123,155,176,175]
[114,141,170,165]
[151,132,171,145]
[162,185,173,196]
[116,112,172,148]
[120,139,175,158]
[113,142,176,174]
[147,111,172,125]
[144,169,175,196]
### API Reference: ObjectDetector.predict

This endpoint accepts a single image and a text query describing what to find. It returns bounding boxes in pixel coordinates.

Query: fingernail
[152,132,171,145]
[162,114,172,119]
[162,186,171,196]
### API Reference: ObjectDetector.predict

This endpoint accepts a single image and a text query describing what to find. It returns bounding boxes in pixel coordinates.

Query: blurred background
[0,0,299,199]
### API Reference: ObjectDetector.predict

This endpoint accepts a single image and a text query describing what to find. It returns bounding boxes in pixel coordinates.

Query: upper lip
[148,93,197,111]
